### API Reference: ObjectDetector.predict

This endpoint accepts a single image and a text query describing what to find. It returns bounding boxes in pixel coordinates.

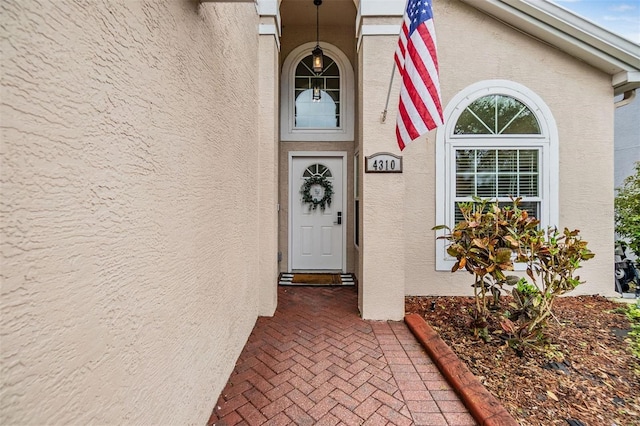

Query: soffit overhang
[458,0,640,95]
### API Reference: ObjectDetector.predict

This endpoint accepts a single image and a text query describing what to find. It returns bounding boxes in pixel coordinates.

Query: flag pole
[380,61,397,123]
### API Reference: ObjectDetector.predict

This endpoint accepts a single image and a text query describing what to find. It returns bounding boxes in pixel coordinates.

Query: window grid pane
[303,163,332,178]
[454,95,541,135]
[294,54,340,129]
[454,148,540,224]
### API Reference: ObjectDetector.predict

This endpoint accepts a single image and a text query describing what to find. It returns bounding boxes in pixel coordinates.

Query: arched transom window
[295,54,340,128]
[280,43,354,141]
[454,95,541,135]
[303,163,332,178]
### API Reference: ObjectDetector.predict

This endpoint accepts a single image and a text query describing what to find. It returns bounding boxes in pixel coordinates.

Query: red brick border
[404,313,518,426]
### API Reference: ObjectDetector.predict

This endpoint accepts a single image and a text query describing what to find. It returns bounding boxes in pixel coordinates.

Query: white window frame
[354,151,360,248]
[435,80,559,271]
[280,42,354,141]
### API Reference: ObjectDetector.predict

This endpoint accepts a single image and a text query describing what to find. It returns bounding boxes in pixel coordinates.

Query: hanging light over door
[312,0,323,74]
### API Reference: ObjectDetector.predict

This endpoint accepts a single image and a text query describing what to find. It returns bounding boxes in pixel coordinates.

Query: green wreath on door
[300,175,333,211]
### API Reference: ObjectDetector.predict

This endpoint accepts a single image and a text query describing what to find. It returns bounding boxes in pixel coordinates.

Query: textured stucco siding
[401,0,616,297]
[355,0,616,304]
[1,1,261,424]
[258,28,280,316]
[358,31,407,320]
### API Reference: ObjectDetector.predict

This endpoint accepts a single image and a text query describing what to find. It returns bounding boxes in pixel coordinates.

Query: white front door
[290,155,345,271]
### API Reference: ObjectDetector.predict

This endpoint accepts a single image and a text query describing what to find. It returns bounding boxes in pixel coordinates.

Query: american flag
[395,0,443,151]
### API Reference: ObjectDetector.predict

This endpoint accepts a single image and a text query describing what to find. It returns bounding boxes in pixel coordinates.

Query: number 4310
[372,159,396,171]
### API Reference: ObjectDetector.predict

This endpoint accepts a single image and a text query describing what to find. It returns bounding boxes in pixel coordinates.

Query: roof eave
[458,0,640,95]
[613,71,640,96]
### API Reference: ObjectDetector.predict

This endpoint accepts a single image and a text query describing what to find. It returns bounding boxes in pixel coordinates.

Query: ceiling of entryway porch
[280,0,355,28]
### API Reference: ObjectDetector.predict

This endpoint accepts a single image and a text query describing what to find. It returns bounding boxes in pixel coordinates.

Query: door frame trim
[288,151,348,273]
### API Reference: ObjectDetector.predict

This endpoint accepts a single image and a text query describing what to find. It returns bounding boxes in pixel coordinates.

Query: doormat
[278,273,355,286]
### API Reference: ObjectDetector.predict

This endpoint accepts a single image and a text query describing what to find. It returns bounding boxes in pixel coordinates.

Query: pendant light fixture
[312,0,323,74]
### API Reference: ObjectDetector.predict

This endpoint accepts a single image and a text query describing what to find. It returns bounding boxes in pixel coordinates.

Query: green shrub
[434,198,537,339]
[435,198,594,349]
[514,227,595,338]
[508,278,540,322]
[615,162,640,258]
[627,302,640,367]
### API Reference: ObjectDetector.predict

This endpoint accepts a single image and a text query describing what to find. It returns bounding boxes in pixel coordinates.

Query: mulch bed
[405,295,640,426]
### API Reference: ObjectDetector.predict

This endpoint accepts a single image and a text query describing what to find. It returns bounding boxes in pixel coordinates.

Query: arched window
[294,54,340,128]
[454,95,541,135]
[435,80,558,271]
[303,163,332,178]
[281,43,354,141]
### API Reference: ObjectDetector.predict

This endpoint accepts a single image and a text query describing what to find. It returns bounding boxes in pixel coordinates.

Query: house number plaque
[365,152,403,173]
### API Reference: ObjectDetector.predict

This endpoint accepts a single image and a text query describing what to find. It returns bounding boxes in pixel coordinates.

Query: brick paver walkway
[208,286,476,426]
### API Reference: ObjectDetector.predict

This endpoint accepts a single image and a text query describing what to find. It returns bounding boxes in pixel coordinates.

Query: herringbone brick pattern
[208,286,476,426]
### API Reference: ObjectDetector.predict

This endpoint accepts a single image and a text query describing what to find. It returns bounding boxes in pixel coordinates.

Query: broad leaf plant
[435,198,594,349]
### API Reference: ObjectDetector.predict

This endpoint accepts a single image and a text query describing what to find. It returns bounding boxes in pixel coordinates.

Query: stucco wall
[258,26,280,316]
[401,0,616,297]
[358,29,407,320]
[1,1,262,424]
